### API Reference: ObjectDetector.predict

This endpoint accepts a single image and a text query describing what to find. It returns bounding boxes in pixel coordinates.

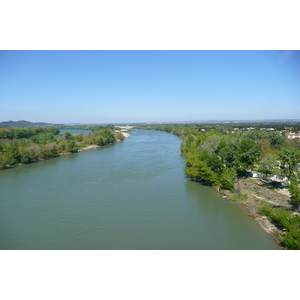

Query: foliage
[0,126,121,169]
[0,127,59,140]
[220,168,237,191]
[232,194,248,201]
[258,153,278,177]
[280,147,300,179]
[137,123,300,195]
[289,179,300,205]
[259,203,300,250]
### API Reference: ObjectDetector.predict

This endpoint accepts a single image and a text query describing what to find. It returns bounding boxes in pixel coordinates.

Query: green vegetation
[58,124,115,131]
[259,203,300,250]
[136,122,299,189]
[136,122,300,249]
[0,127,59,139]
[232,194,248,201]
[0,126,125,170]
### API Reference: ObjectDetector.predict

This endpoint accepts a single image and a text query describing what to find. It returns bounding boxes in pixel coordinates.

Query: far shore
[1,131,131,171]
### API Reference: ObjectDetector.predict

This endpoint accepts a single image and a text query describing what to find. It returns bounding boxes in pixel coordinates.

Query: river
[0,130,280,249]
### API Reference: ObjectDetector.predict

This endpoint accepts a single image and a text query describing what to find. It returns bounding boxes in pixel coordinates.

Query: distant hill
[0,120,61,128]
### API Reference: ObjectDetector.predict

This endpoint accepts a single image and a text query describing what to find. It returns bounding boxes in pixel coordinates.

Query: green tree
[206,153,224,175]
[220,168,237,191]
[289,178,300,208]
[5,141,21,165]
[64,132,72,140]
[239,138,260,171]
[258,153,277,177]
[67,141,79,153]
[185,154,220,186]
[280,147,300,180]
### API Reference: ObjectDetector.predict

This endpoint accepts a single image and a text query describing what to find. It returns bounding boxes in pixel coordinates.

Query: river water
[0,130,280,249]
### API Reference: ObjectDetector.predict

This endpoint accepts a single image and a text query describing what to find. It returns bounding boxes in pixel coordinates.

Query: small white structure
[251,171,264,178]
[277,175,288,181]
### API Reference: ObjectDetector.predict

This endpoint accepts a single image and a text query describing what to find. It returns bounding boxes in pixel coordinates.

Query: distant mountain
[0,120,62,128]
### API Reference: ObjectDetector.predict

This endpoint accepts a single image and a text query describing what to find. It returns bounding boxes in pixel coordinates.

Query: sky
[0,50,299,124]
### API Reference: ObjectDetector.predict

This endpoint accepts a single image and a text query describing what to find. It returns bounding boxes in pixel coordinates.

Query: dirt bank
[217,178,292,249]
[78,145,100,151]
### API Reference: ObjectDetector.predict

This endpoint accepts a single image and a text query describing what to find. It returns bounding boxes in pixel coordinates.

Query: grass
[232,194,248,201]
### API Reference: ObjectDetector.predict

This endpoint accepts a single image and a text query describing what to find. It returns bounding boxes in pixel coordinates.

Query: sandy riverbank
[79,132,130,151]
[115,131,130,139]
[121,132,130,138]
[78,145,100,151]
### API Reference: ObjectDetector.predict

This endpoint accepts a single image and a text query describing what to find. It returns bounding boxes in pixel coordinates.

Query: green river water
[0,130,280,249]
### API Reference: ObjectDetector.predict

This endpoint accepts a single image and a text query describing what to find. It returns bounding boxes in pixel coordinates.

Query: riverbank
[0,131,130,171]
[78,145,100,151]
[1,129,278,250]
[115,131,130,139]
[215,177,293,249]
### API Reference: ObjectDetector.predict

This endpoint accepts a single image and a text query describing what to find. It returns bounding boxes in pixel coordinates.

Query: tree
[5,141,21,165]
[258,153,277,177]
[185,153,219,186]
[64,132,72,140]
[289,179,300,208]
[239,138,260,171]
[220,168,237,191]
[219,141,239,169]
[280,147,300,180]
[206,153,224,174]
[67,141,79,153]
[219,138,261,193]
[199,135,222,154]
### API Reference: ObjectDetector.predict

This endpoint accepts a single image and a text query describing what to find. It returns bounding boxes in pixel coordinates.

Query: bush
[259,203,300,249]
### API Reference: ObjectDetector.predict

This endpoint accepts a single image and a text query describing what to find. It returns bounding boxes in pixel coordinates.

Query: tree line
[137,123,300,202]
[136,123,300,249]
[0,126,124,169]
[0,127,60,139]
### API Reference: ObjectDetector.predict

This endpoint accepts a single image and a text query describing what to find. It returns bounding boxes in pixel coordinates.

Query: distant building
[286,133,300,139]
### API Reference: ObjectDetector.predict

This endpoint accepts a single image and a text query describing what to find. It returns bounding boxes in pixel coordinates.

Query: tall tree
[288,177,300,209]
[258,153,277,177]
[280,147,300,180]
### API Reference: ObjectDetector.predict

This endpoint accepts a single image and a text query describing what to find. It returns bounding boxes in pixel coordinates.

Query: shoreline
[1,131,131,171]
[115,130,131,139]
[213,184,287,249]
[136,128,289,249]
[78,145,100,152]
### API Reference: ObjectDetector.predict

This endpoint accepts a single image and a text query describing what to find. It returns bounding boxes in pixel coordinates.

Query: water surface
[0,130,280,249]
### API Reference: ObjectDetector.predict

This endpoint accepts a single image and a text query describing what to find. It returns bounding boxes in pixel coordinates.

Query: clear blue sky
[0,50,299,124]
